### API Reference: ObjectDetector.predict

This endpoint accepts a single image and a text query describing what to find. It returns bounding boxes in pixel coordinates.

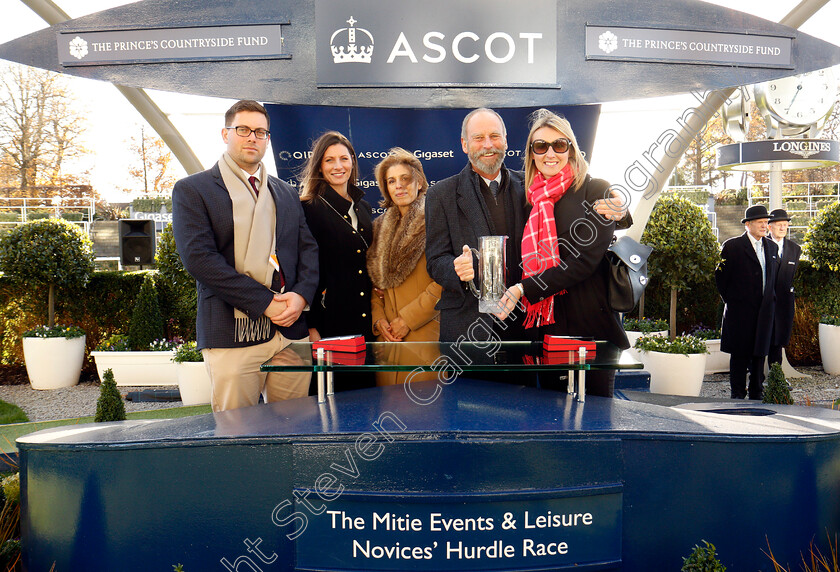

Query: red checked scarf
[521,164,574,328]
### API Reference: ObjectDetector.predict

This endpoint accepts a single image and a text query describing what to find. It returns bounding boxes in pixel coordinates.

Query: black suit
[769,238,802,365]
[425,164,530,342]
[715,232,779,399]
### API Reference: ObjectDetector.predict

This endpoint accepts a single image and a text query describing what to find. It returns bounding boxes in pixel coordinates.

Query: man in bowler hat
[767,208,801,367]
[715,205,779,399]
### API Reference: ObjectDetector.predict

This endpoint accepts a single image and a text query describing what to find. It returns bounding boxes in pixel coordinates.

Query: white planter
[625,330,668,361]
[640,350,707,396]
[704,339,730,374]
[819,323,840,375]
[90,350,177,386]
[176,362,212,406]
[22,335,86,390]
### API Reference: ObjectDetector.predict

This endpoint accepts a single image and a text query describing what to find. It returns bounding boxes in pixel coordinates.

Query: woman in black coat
[299,131,374,376]
[496,109,629,397]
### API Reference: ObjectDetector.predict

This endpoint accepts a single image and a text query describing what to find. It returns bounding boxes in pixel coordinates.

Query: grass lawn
[0,404,212,454]
[0,400,28,425]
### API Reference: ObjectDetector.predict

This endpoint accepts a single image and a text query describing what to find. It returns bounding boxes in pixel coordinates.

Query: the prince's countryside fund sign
[316,0,557,86]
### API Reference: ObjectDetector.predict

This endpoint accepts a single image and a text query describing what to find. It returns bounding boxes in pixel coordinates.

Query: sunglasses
[530,138,571,155]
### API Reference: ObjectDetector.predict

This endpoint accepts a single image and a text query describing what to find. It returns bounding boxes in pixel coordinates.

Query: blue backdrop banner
[266,105,601,215]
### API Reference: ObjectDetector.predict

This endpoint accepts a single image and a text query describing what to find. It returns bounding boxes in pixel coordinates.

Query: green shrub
[22,324,84,339]
[714,189,748,206]
[0,219,95,328]
[764,363,793,405]
[623,317,668,332]
[687,326,721,340]
[635,333,708,355]
[804,202,840,272]
[0,271,172,368]
[95,333,131,352]
[95,368,126,422]
[681,540,726,571]
[155,223,196,341]
[641,195,721,339]
[132,197,172,212]
[128,274,165,351]
[822,316,840,326]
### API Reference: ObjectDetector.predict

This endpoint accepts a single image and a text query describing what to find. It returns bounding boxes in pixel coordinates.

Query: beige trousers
[202,332,309,412]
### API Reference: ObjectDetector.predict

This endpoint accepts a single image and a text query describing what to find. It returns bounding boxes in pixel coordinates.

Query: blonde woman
[497,109,629,397]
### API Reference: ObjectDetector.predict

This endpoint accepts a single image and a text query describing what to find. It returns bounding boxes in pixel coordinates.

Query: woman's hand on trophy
[495,284,523,320]
[454,244,475,282]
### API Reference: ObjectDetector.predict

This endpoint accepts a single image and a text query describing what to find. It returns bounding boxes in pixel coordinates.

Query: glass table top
[261,341,642,372]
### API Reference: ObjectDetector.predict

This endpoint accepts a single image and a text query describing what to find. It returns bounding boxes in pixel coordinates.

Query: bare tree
[126,124,177,195]
[0,64,86,192]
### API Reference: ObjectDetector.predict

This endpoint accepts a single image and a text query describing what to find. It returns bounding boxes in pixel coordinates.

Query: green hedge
[132,197,172,212]
[788,260,840,364]
[0,269,196,371]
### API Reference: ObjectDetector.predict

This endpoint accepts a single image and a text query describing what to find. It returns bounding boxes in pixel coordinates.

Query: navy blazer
[716,232,778,356]
[172,163,319,349]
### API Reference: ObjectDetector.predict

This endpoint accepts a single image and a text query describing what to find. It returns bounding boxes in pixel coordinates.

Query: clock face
[756,69,837,126]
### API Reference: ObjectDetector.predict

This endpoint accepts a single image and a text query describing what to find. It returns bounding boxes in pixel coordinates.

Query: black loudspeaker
[119,219,155,266]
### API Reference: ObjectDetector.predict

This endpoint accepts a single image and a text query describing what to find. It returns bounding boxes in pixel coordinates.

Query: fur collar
[367,195,426,289]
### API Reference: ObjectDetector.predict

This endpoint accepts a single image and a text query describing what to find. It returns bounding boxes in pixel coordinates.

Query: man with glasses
[425,108,627,343]
[173,99,319,411]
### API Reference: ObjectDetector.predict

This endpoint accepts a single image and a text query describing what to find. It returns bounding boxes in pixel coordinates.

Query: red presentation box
[312,335,366,352]
[542,335,597,353]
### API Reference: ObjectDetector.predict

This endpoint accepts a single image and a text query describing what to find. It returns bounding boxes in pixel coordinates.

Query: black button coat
[715,232,779,357]
[302,185,374,340]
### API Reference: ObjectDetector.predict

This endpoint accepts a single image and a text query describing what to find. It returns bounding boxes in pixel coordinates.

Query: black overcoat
[520,175,629,350]
[425,164,528,342]
[302,185,374,340]
[715,232,779,356]
[772,238,802,346]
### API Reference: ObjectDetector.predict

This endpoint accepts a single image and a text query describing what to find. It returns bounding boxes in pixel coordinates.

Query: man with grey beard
[425,108,626,343]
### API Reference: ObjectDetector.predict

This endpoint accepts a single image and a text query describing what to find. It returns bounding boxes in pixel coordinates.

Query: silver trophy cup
[467,235,508,314]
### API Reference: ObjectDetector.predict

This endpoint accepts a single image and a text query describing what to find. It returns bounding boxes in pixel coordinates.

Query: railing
[749,181,840,239]
[0,197,96,235]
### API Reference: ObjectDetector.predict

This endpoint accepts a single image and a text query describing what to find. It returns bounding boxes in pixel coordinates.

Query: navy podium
[18,375,840,571]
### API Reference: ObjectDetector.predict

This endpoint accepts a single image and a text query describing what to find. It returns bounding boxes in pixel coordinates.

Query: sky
[3,0,840,203]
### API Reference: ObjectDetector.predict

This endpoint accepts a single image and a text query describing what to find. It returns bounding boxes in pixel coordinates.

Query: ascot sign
[315,0,557,86]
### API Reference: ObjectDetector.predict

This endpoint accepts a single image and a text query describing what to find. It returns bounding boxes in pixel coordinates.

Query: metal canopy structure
[3,0,840,108]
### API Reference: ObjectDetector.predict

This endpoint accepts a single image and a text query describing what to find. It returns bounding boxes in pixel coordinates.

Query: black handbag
[605,235,653,313]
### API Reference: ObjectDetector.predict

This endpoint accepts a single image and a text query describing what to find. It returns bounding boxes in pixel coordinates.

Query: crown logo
[330,17,374,64]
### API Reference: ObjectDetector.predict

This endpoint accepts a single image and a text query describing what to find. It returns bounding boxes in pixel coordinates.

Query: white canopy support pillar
[625,0,830,241]
[21,0,205,175]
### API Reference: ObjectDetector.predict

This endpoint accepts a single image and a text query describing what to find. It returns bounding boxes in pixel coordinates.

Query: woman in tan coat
[367,148,442,385]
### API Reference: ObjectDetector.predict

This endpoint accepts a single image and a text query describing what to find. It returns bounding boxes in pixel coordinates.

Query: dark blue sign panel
[266,105,601,215]
[296,487,622,571]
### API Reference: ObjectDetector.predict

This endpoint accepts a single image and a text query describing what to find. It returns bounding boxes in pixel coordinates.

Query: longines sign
[717,139,840,171]
[585,26,792,68]
[57,24,289,66]
[315,0,557,86]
